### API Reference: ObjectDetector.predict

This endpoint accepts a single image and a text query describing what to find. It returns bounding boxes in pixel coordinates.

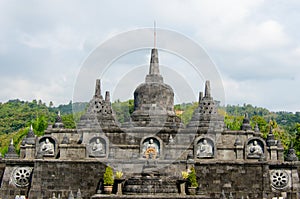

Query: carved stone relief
[11,167,33,187]
[37,137,56,157]
[247,139,264,159]
[88,137,106,158]
[270,170,289,189]
[196,138,214,158]
[142,138,160,159]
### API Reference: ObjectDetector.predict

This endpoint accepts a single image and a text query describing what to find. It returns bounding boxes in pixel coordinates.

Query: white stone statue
[40,138,54,155]
[169,135,175,144]
[143,138,160,158]
[197,139,213,157]
[92,138,104,153]
[248,140,263,157]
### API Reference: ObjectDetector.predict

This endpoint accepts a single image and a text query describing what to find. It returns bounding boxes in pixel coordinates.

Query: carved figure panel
[247,139,264,159]
[196,138,214,158]
[142,138,160,159]
[37,137,57,157]
[88,137,106,158]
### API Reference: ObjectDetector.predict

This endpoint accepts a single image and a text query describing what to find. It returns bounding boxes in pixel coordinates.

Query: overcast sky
[1,0,300,112]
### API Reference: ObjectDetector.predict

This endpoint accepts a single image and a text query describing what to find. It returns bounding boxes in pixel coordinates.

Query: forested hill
[0,99,87,135]
[0,99,299,158]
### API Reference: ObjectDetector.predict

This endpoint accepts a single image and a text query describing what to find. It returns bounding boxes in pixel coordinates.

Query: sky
[1,0,300,112]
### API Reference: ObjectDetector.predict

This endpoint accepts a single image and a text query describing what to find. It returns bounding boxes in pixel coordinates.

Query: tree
[61,114,76,129]
[32,115,48,136]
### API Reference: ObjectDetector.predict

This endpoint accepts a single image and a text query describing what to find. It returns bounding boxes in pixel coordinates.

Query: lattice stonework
[270,170,289,189]
[11,167,33,187]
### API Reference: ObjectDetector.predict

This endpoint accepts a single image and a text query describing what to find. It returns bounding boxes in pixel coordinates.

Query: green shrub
[188,167,198,188]
[103,166,114,185]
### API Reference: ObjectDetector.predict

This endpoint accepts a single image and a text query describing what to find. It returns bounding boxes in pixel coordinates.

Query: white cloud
[19,26,86,52]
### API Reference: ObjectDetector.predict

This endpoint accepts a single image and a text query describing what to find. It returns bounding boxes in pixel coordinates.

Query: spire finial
[10,139,13,145]
[95,79,101,97]
[204,80,211,98]
[30,124,33,131]
[105,91,110,102]
[148,49,160,76]
[154,21,157,48]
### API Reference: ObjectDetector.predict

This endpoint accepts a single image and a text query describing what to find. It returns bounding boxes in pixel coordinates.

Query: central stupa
[131,48,181,128]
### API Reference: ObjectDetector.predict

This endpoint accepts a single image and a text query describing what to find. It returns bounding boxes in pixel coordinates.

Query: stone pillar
[268,146,277,160]
[178,180,187,195]
[291,168,300,198]
[277,147,284,161]
[115,179,125,195]
[235,145,244,160]
[24,145,36,159]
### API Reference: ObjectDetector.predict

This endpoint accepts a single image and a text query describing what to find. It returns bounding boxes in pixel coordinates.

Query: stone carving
[247,140,263,158]
[92,139,104,152]
[285,146,299,161]
[196,138,214,158]
[89,137,106,157]
[40,138,55,155]
[12,167,32,187]
[142,138,160,159]
[61,135,70,144]
[5,139,19,159]
[270,170,289,189]
[169,134,175,145]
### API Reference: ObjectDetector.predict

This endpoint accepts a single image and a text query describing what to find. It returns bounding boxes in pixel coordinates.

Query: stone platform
[91,194,211,199]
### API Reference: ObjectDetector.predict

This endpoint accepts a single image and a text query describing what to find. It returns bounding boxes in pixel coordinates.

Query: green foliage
[61,114,76,129]
[56,101,88,115]
[0,127,28,155]
[0,99,87,155]
[181,171,189,179]
[112,99,134,123]
[103,166,114,185]
[115,171,123,179]
[32,115,48,136]
[224,115,243,130]
[0,99,52,135]
[251,115,268,134]
[0,98,300,158]
[294,123,300,157]
[188,167,198,188]
[174,102,198,125]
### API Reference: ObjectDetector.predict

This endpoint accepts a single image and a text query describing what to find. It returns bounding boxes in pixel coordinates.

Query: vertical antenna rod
[154,21,156,48]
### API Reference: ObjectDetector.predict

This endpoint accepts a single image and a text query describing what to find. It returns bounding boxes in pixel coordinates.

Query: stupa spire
[148,21,160,76]
[149,48,160,75]
[204,80,211,98]
[95,79,101,97]
[154,20,156,48]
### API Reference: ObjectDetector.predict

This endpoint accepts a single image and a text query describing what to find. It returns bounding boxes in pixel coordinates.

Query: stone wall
[28,160,106,199]
[195,162,300,199]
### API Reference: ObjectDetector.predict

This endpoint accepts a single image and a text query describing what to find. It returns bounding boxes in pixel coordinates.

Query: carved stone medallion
[12,167,33,187]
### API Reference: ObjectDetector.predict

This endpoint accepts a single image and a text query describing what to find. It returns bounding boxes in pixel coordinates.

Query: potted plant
[103,166,114,194]
[115,171,125,195]
[181,171,189,180]
[115,171,123,179]
[187,167,198,195]
[178,171,189,195]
